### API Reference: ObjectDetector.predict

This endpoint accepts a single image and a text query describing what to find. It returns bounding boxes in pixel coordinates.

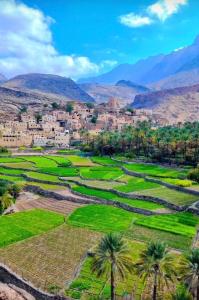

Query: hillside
[0,74,7,83]
[80,80,150,105]
[2,73,95,103]
[79,35,199,88]
[132,84,199,124]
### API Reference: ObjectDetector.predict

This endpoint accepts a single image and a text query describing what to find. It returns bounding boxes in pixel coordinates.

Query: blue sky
[0,0,199,79]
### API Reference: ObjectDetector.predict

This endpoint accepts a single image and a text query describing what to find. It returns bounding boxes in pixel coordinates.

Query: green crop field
[2,161,36,170]
[135,212,199,237]
[67,155,95,166]
[25,171,62,183]
[91,156,121,166]
[80,166,124,180]
[0,174,25,182]
[38,167,78,177]
[135,186,199,206]
[20,156,58,168]
[68,205,136,233]
[26,182,65,190]
[0,209,64,247]
[44,155,71,166]
[115,175,160,193]
[125,163,187,178]
[0,167,24,175]
[0,157,25,163]
[73,185,164,211]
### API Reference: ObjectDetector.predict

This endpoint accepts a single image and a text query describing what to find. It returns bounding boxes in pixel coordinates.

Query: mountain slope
[132,84,199,124]
[3,73,95,103]
[80,81,150,105]
[80,35,199,88]
[0,74,7,83]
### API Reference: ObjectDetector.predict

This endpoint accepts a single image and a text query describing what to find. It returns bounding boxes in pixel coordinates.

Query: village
[0,98,152,148]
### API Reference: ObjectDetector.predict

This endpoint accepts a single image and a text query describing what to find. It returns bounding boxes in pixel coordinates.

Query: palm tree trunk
[197,276,199,300]
[111,262,115,300]
[152,270,158,300]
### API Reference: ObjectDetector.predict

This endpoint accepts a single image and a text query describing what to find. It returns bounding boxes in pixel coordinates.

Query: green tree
[51,102,60,109]
[179,248,199,300]
[135,241,177,300]
[172,285,193,300]
[91,233,132,300]
[65,102,74,114]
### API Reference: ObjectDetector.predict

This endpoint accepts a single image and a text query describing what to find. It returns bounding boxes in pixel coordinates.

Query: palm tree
[91,233,132,300]
[135,241,177,300]
[179,248,199,300]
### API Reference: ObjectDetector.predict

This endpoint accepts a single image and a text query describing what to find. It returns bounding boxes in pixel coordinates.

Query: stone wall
[0,264,68,300]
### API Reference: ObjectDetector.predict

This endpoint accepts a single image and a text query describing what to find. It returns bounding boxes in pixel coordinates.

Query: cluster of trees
[91,233,199,300]
[0,180,21,214]
[84,121,199,165]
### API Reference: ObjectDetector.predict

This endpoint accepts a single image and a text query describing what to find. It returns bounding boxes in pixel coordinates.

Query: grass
[125,163,187,178]
[20,156,58,168]
[0,157,25,163]
[38,167,79,177]
[67,155,95,166]
[115,176,160,193]
[73,185,164,211]
[0,174,25,182]
[57,149,81,155]
[80,166,124,180]
[0,224,100,290]
[91,156,121,166]
[155,177,193,187]
[135,186,199,206]
[135,212,199,237]
[68,205,136,233]
[0,209,64,247]
[0,167,24,175]
[64,177,123,190]
[2,162,35,170]
[125,224,192,251]
[26,182,65,190]
[44,155,71,166]
[25,171,62,183]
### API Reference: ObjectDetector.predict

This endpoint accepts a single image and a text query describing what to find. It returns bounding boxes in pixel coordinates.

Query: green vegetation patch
[80,166,124,180]
[125,163,187,178]
[25,171,61,183]
[20,156,58,168]
[2,162,35,170]
[39,167,78,177]
[125,224,192,251]
[91,156,121,166]
[0,209,64,247]
[26,182,64,191]
[0,167,24,175]
[135,212,199,237]
[68,205,136,233]
[0,174,25,183]
[0,157,25,163]
[73,185,164,211]
[135,186,199,206]
[44,155,71,166]
[115,175,160,193]
[67,155,95,166]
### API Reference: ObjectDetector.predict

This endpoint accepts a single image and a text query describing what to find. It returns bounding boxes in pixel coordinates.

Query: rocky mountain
[80,80,150,105]
[80,35,199,89]
[132,84,199,124]
[0,74,7,83]
[2,73,95,103]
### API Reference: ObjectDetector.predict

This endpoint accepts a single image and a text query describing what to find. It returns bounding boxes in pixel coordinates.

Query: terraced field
[1,153,199,299]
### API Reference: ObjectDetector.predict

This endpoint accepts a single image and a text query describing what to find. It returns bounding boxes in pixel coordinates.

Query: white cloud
[119,13,153,28]
[0,0,101,79]
[119,0,188,28]
[148,0,188,21]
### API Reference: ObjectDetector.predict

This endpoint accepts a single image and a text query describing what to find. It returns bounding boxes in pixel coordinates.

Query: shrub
[32,146,44,152]
[188,168,199,183]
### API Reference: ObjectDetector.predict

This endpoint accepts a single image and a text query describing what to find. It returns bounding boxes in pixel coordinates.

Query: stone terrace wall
[0,264,69,300]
